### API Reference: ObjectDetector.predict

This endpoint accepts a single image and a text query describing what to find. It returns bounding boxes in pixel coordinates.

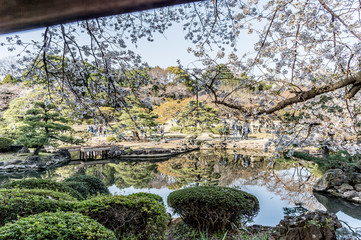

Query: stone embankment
[0,149,71,173]
[269,210,341,240]
[313,168,361,204]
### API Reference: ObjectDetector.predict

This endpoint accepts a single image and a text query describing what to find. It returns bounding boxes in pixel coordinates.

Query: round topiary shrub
[76,194,169,240]
[129,192,164,205]
[62,180,89,199]
[0,137,14,152]
[167,186,259,231]
[63,175,110,197]
[0,211,117,240]
[0,189,75,226]
[2,178,84,200]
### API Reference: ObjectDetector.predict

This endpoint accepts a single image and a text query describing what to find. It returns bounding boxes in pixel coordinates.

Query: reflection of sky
[233,183,295,226]
[336,211,361,229]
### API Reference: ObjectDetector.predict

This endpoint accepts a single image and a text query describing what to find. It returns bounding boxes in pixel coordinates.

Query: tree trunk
[33,145,43,156]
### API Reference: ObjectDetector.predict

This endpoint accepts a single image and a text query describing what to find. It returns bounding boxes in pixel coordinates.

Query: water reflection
[0,150,360,238]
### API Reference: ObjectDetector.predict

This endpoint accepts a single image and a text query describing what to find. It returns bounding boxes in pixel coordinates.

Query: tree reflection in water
[0,150,360,238]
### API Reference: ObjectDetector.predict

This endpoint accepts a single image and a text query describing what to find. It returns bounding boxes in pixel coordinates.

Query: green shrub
[2,178,83,200]
[106,136,117,142]
[0,211,117,240]
[169,126,181,132]
[62,180,89,199]
[0,189,75,226]
[63,175,110,197]
[77,195,169,240]
[85,119,94,124]
[2,74,18,84]
[129,192,164,205]
[167,186,259,232]
[0,137,14,152]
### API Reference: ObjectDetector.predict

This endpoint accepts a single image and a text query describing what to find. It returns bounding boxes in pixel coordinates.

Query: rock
[9,159,23,165]
[351,197,361,204]
[337,183,354,193]
[25,155,42,164]
[0,162,3,166]
[17,146,30,154]
[343,190,358,199]
[347,172,361,185]
[54,149,71,160]
[313,169,348,192]
[272,210,341,240]
[354,184,361,192]
[4,165,16,170]
[108,147,126,158]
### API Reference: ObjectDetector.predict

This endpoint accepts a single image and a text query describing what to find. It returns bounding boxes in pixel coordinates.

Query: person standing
[219,126,223,140]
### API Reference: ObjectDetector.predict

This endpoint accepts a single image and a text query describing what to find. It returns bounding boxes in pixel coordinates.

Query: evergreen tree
[17,101,81,155]
[176,101,219,133]
[2,74,18,84]
[118,106,157,141]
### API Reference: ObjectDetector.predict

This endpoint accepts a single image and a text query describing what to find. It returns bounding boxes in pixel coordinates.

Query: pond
[0,150,360,239]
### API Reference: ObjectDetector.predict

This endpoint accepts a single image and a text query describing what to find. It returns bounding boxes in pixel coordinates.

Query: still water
[1,150,360,238]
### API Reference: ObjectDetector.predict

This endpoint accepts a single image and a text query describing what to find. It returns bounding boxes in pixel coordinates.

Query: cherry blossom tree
[1,0,360,154]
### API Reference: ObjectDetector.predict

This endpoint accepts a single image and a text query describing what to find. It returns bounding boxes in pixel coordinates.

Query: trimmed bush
[0,211,117,240]
[63,175,110,197]
[0,189,75,226]
[2,178,84,200]
[106,136,117,142]
[62,180,89,199]
[0,137,14,152]
[167,186,259,231]
[129,192,164,205]
[77,194,169,240]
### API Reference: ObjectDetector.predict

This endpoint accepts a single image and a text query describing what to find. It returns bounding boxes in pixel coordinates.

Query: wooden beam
[0,0,200,34]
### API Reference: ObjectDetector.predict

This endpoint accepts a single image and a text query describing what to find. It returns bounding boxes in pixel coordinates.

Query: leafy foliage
[154,98,190,124]
[2,178,83,200]
[290,151,361,173]
[62,181,89,200]
[17,101,82,155]
[63,175,110,197]
[77,194,169,240]
[0,137,13,151]
[167,186,259,231]
[1,74,18,84]
[117,105,157,139]
[129,192,164,205]
[176,101,219,132]
[0,211,117,240]
[0,189,75,226]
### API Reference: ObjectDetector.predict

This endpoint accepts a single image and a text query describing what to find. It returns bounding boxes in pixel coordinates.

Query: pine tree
[176,101,219,132]
[17,101,81,155]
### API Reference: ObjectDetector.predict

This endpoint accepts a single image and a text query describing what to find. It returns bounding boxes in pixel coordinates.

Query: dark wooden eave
[0,0,200,34]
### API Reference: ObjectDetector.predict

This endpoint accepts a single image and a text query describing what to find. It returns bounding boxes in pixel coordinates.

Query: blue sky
[0,19,257,74]
[0,23,204,69]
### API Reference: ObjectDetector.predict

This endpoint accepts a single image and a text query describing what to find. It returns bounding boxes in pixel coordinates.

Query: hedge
[129,192,164,205]
[2,178,84,200]
[167,186,259,231]
[62,180,89,199]
[0,189,75,226]
[0,137,14,152]
[0,211,117,240]
[77,194,169,240]
[63,175,110,197]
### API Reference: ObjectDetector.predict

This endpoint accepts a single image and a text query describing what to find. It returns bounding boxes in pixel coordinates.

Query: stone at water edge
[272,210,342,240]
[313,169,348,191]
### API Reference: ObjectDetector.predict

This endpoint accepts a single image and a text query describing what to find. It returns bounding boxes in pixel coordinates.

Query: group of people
[218,119,251,140]
[86,125,108,136]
